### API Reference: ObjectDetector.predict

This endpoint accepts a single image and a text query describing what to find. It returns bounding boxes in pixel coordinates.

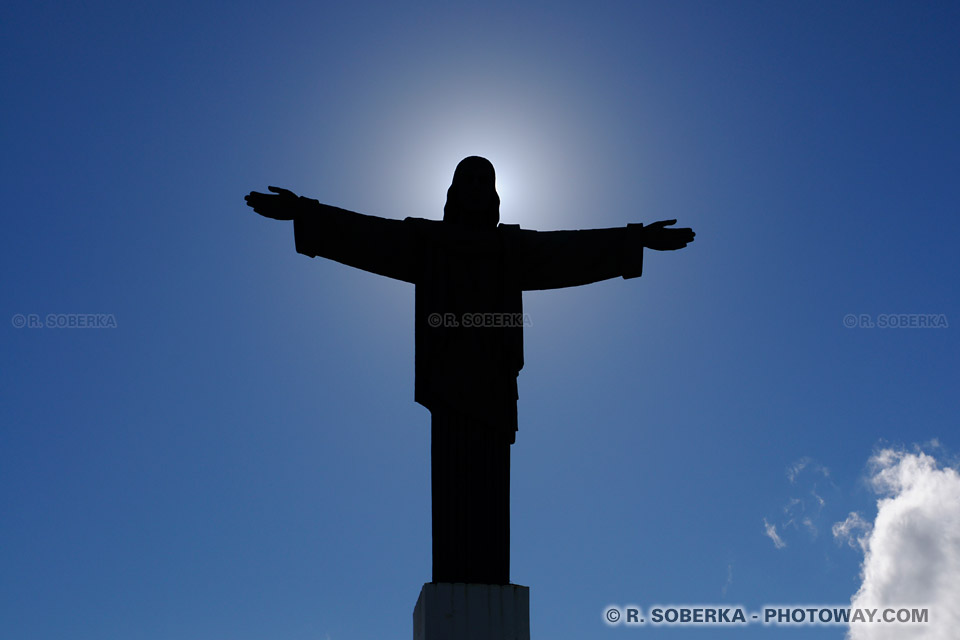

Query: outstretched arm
[514,219,694,291]
[245,186,421,283]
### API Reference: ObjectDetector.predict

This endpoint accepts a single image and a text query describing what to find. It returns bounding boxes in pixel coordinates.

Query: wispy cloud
[842,448,960,640]
[811,489,825,509]
[721,562,733,597]
[787,457,810,484]
[763,518,786,549]
[787,456,831,484]
[765,456,833,548]
[832,512,871,551]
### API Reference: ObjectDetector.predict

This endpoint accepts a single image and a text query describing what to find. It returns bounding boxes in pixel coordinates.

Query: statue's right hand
[643,219,695,251]
[244,186,301,220]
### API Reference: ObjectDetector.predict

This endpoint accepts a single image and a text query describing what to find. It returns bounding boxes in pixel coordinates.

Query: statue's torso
[410,221,523,437]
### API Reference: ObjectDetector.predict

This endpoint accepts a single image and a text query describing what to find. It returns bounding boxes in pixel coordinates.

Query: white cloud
[763,518,786,549]
[843,448,960,640]
[832,511,872,551]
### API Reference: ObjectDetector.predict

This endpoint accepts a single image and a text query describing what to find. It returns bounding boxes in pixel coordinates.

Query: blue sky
[2,2,959,638]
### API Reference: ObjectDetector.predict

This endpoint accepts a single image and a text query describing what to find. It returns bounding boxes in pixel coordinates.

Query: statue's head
[443,156,500,227]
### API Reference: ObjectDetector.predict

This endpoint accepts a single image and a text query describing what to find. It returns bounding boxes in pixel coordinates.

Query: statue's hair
[443,156,500,227]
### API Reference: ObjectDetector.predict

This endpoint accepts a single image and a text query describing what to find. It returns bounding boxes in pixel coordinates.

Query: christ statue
[245,156,694,585]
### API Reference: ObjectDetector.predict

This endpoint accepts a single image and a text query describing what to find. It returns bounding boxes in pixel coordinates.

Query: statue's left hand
[643,219,695,251]
[244,186,301,220]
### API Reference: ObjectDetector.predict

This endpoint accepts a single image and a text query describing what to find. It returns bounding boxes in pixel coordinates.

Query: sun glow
[404,118,547,229]
[375,85,595,230]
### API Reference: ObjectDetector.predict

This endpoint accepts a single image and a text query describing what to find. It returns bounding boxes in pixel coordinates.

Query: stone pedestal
[413,583,530,640]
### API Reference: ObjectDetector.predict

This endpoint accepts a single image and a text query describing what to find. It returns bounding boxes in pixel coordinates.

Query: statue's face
[458,167,495,213]
[447,156,499,227]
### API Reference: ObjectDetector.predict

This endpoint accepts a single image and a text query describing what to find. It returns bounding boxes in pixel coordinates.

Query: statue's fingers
[245,196,270,212]
[268,185,295,197]
[648,219,678,229]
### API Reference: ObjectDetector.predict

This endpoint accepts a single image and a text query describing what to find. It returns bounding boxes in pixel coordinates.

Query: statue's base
[413,582,530,640]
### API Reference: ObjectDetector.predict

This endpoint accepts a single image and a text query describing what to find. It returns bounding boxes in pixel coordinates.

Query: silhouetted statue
[245,156,694,585]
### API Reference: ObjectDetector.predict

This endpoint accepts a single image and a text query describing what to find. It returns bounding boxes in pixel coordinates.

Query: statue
[245,156,694,585]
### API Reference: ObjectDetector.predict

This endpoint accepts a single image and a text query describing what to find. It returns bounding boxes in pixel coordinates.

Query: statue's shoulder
[401,216,443,241]
[403,216,439,225]
[403,217,442,231]
[497,223,527,252]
